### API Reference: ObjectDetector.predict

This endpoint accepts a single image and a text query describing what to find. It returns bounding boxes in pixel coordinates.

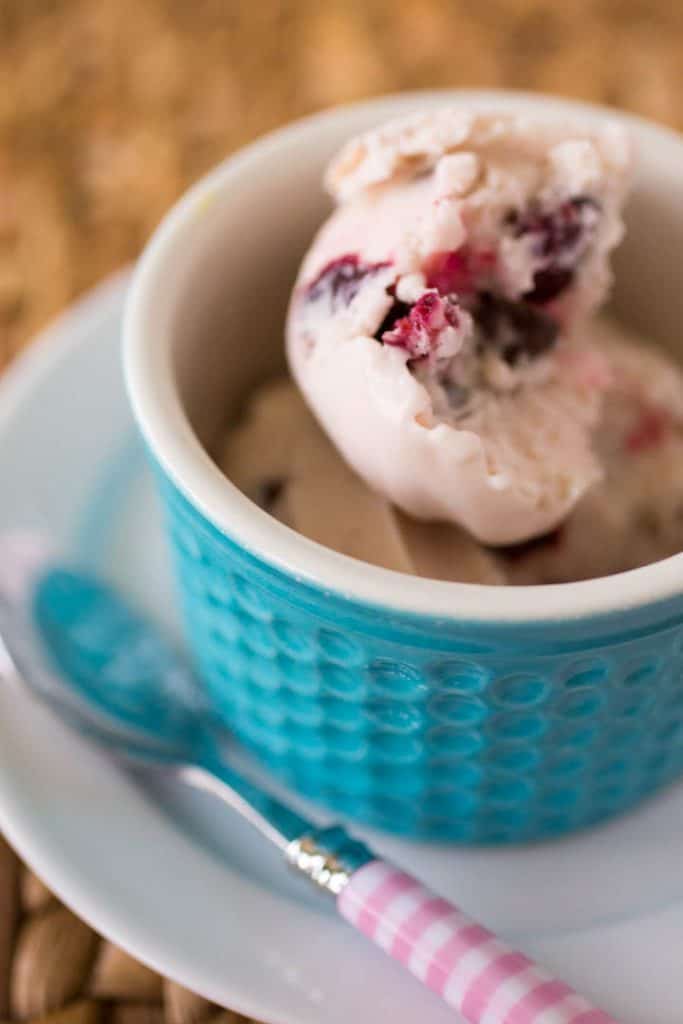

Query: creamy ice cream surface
[286,108,632,545]
[220,318,683,586]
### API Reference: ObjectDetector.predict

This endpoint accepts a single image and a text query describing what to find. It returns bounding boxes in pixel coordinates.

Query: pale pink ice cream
[500,318,683,583]
[286,108,631,545]
[220,318,683,585]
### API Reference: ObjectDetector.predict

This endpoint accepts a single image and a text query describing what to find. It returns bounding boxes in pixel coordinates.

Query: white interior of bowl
[124,89,683,622]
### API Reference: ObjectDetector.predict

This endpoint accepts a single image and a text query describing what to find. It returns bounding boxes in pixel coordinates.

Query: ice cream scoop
[286,108,631,545]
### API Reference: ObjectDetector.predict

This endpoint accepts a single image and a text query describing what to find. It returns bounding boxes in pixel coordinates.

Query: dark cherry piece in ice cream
[507,196,601,305]
[375,295,411,340]
[379,292,462,360]
[626,407,671,454]
[305,254,390,310]
[474,292,558,364]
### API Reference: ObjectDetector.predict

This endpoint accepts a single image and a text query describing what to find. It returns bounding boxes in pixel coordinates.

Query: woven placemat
[2,0,683,1017]
[2,0,683,372]
[0,835,247,1024]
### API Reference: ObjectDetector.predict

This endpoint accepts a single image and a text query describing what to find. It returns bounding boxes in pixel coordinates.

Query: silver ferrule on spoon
[284,824,373,896]
[283,820,620,1024]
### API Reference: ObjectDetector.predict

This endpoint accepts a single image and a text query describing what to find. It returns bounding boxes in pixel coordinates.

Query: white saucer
[0,272,682,1024]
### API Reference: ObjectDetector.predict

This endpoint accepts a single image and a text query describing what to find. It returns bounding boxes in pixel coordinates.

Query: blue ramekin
[124,91,683,843]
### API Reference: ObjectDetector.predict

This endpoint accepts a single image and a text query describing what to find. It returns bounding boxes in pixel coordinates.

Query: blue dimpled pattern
[159,471,683,843]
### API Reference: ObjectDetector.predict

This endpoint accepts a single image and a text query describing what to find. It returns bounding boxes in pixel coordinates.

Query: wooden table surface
[1,1,682,1021]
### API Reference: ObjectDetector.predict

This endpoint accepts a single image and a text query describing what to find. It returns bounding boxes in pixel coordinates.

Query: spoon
[0,532,618,1024]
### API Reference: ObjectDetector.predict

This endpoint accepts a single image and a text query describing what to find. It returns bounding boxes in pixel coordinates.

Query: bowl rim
[124,88,683,624]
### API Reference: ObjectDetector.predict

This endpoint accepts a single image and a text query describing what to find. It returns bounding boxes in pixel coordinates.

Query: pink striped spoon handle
[338,860,619,1024]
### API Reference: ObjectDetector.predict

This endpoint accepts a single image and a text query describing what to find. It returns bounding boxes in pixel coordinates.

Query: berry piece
[506,196,601,304]
[625,407,670,453]
[380,291,462,360]
[375,296,411,339]
[525,266,574,304]
[425,247,496,297]
[305,254,390,310]
[474,292,558,364]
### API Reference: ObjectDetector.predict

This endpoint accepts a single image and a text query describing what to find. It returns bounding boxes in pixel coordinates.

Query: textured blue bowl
[125,92,683,842]
[156,471,683,843]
